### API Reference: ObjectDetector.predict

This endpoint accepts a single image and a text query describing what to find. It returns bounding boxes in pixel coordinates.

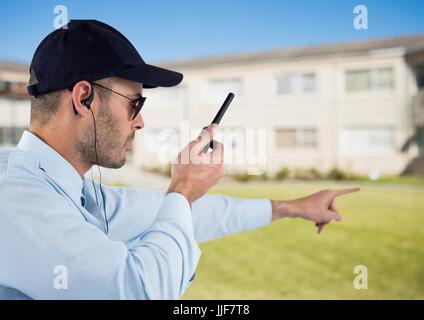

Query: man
[0,20,359,299]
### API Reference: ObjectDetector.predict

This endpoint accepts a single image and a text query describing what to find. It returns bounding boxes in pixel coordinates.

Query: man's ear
[82,84,94,109]
[70,81,94,115]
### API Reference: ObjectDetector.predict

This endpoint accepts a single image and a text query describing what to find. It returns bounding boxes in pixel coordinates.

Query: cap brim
[115,63,183,89]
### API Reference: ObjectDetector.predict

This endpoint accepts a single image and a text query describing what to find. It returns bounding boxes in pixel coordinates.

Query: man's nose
[131,113,144,130]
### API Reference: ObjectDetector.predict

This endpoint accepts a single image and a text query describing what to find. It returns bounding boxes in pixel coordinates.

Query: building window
[0,81,28,97]
[345,67,394,92]
[220,127,245,150]
[209,78,243,97]
[144,128,179,153]
[0,81,11,94]
[340,127,395,154]
[302,73,316,93]
[275,72,317,95]
[416,66,424,89]
[276,128,317,150]
[417,126,424,156]
[0,127,26,146]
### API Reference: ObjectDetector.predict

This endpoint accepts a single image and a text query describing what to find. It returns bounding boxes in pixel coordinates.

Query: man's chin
[103,157,126,169]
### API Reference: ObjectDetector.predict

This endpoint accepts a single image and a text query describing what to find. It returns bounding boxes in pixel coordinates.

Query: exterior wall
[0,47,420,176]
[0,98,30,147]
[0,62,31,147]
[135,51,417,176]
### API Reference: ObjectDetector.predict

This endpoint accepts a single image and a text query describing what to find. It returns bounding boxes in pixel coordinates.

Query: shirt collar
[17,130,84,205]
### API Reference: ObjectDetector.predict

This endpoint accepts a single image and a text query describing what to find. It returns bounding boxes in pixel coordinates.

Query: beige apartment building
[1,35,424,176]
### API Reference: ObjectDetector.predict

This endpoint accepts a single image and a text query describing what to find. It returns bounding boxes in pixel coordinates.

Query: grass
[362,175,424,187]
[182,181,424,299]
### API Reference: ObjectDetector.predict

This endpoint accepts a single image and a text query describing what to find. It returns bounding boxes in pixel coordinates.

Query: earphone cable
[89,109,109,234]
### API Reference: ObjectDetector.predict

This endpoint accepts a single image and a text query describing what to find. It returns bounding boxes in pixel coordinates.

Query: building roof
[2,34,424,72]
[161,34,424,69]
[0,60,28,73]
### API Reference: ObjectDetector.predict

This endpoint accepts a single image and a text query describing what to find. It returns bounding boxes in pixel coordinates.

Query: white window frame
[340,127,396,155]
[208,78,243,97]
[275,127,318,150]
[275,72,317,96]
[342,65,396,96]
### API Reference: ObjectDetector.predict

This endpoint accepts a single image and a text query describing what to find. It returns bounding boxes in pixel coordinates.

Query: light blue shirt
[0,131,271,300]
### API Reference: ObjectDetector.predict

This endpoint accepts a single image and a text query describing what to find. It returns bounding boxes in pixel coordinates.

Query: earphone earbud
[82,83,94,109]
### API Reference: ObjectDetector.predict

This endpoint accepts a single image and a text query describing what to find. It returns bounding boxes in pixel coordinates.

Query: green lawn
[357,175,424,187]
[183,181,424,299]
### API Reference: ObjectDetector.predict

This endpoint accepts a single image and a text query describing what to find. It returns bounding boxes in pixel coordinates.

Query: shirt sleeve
[93,183,272,245]
[191,194,272,243]
[0,177,200,300]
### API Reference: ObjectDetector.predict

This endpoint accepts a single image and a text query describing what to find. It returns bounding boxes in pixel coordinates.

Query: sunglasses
[91,82,146,120]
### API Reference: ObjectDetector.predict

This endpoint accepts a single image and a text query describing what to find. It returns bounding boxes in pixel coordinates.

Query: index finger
[332,187,360,197]
[193,124,218,153]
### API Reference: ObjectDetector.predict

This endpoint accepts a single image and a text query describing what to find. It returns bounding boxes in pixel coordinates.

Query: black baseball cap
[27,19,183,97]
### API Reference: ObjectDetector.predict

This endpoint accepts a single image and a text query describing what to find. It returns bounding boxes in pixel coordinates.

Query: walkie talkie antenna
[203,93,235,153]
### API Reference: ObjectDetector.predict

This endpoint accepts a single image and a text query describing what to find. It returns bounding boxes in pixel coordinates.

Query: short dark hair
[29,95,63,126]
[29,69,65,126]
[29,76,112,126]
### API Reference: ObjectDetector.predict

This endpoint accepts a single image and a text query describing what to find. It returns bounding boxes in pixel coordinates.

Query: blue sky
[1,0,423,64]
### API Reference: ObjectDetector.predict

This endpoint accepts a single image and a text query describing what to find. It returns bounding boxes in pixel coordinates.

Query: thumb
[316,222,327,234]
[194,124,218,152]
[328,201,342,221]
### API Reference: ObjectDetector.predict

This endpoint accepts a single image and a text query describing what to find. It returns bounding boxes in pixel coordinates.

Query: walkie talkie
[203,93,235,153]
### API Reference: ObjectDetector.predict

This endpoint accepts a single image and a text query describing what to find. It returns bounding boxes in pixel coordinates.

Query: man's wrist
[271,199,298,221]
[166,184,194,205]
